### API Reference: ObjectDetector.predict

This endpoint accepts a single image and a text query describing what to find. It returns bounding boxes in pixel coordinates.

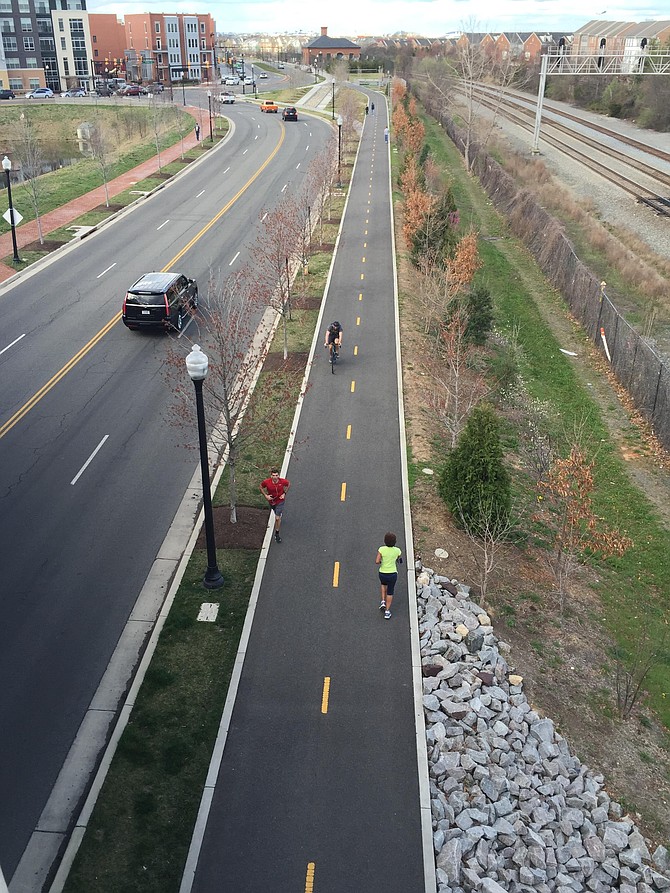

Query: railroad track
[469,85,670,216]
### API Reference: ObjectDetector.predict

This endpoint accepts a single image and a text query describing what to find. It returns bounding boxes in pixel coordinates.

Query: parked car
[259,72,268,79]
[278,63,285,69]
[282,106,298,121]
[26,87,54,99]
[119,84,148,96]
[95,84,116,97]
[61,88,86,97]
[219,92,235,104]
[224,76,240,85]
[0,89,16,99]
[122,272,198,332]
[147,82,164,93]
[261,99,279,113]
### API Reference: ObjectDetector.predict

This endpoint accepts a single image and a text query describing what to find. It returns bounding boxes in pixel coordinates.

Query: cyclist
[324,320,343,362]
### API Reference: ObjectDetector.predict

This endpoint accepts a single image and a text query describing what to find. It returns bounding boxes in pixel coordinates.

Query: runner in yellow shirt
[375,532,402,619]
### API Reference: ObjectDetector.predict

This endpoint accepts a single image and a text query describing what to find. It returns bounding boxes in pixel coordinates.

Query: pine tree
[439,403,511,534]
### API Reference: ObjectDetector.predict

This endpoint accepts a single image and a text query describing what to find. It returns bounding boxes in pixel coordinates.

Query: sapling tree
[536,444,633,610]
[11,112,48,244]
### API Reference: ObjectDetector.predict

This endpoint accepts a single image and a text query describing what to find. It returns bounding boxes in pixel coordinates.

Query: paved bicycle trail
[182,100,431,892]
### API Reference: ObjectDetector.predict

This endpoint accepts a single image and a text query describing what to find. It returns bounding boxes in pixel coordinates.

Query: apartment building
[124,12,216,84]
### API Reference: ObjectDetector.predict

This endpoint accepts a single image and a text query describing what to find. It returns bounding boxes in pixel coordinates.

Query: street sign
[3,208,23,226]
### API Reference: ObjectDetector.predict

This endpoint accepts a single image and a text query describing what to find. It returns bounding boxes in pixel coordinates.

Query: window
[26,56,37,66]
[72,37,85,49]
[0,18,13,32]
[9,78,23,89]
[6,52,20,64]
[21,18,32,31]
[37,19,53,33]
[2,34,16,49]
[58,18,64,31]
[200,22,205,32]
[155,37,161,49]
[93,48,97,56]
[60,36,65,49]
[0,1,13,11]
[63,58,69,74]
[29,77,40,88]
[74,57,87,74]
[35,1,49,11]
[40,37,54,51]
[18,0,30,10]
[23,34,34,49]
[155,21,160,32]
[70,18,83,31]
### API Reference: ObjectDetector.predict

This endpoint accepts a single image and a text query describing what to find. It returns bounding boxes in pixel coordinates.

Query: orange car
[260,99,279,113]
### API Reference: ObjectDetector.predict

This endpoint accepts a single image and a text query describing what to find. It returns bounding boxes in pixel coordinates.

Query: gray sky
[87,0,670,39]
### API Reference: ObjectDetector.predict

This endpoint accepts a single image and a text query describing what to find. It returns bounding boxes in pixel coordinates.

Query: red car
[119,84,147,96]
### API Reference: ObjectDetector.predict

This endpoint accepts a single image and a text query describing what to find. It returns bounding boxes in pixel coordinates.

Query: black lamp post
[2,156,21,264]
[181,74,186,106]
[186,344,224,590]
[207,90,213,141]
[241,53,245,95]
[336,115,342,188]
[331,80,335,119]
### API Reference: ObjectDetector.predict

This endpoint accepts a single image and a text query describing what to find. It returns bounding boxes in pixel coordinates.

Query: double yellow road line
[0,126,285,442]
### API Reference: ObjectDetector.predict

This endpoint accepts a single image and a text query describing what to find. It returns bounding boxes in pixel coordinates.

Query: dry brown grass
[490,136,670,307]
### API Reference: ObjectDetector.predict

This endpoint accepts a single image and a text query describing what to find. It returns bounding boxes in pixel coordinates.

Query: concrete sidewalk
[0,106,201,285]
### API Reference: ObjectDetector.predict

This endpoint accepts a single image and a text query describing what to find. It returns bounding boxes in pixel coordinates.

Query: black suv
[122,272,198,331]
[0,89,16,99]
[282,106,298,121]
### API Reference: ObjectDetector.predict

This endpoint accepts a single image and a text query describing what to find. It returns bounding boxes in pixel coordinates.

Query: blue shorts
[378,571,398,594]
[271,501,285,516]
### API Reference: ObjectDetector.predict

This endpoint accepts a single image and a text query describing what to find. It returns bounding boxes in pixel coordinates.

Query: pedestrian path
[180,95,434,893]
[0,106,201,285]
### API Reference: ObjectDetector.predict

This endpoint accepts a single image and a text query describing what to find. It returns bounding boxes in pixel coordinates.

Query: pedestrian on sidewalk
[195,123,201,141]
[260,468,290,543]
[371,101,375,114]
[384,127,389,143]
[365,104,369,115]
[376,532,402,619]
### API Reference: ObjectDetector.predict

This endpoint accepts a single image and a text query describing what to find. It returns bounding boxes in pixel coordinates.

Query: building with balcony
[124,11,216,84]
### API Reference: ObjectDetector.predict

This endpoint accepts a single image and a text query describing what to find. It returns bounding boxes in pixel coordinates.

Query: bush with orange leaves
[401,155,434,248]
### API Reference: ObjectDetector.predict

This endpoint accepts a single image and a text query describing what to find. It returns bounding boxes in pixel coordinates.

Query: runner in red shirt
[260,468,290,543]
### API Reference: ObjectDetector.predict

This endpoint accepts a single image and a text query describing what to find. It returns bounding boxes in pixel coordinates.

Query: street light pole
[331,80,335,119]
[2,156,21,264]
[181,75,186,106]
[337,120,343,187]
[186,345,224,590]
[207,89,213,141]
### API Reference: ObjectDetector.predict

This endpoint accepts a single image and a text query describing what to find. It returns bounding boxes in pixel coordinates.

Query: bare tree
[458,497,516,602]
[89,119,113,208]
[255,195,303,359]
[614,622,668,719]
[149,95,171,171]
[11,112,48,244]
[165,266,279,523]
[415,20,518,173]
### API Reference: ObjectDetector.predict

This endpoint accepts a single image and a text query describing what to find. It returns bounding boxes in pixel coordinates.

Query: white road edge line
[196,189,205,198]
[71,435,109,486]
[223,166,230,174]
[281,183,287,192]
[0,333,25,356]
[228,251,240,267]
[96,262,116,279]
[157,220,170,231]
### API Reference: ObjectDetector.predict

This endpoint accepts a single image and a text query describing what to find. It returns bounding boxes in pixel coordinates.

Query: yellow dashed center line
[358,292,363,301]
[333,562,340,587]
[305,862,316,893]
[350,380,355,393]
[346,424,352,439]
[360,273,364,280]
[321,677,331,714]
[340,482,347,501]
[354,345,358,356]
[362,257,366,263]
[356,317,360,326]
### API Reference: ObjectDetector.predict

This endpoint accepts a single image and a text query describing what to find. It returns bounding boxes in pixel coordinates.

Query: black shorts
[378,571,398,594]
[327,332,340,344]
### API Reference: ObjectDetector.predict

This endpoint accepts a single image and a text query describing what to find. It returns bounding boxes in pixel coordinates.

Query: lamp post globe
[2,155,21,264]
[185,344,224,589]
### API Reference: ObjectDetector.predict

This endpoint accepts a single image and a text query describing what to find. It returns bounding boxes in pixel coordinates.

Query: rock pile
[416,563,670,893]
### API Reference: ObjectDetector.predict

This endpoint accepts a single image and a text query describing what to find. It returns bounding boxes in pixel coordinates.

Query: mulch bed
[291,295,321,310]
[196,505,268,551]
[22,239,67,252]
[92,203,126,213]
[262,351,309,372]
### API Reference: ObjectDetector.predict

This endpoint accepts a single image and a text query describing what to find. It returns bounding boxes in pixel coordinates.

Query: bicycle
[329,341,339,373]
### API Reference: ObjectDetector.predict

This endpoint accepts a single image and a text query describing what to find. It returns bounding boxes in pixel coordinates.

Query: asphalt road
[0,102,332,880]
[187,101,427,893]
